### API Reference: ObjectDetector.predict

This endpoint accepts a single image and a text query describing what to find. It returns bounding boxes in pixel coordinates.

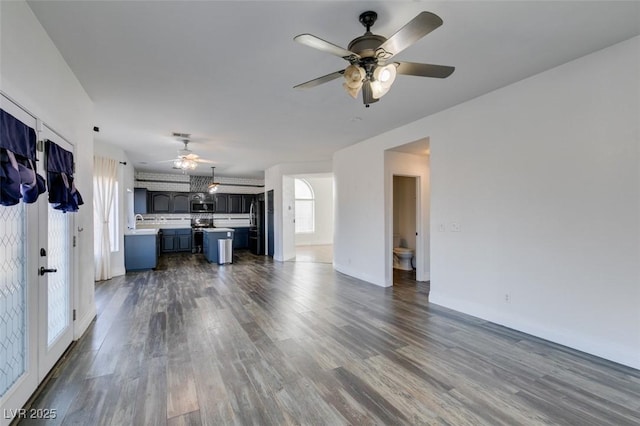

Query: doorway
[385,138,430,287]
[0,96,75,422]
[393,175,418,282]
[290,174,334,264]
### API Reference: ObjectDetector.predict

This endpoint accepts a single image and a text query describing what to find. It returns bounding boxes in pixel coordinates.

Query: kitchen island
[124,228,159,271]
[203,228,235,264]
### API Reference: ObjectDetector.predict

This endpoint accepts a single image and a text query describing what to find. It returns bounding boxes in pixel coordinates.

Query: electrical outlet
[505,293,510,303]
[450,222,461,232]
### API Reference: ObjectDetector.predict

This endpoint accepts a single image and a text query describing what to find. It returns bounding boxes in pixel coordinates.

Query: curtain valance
[45,140,83,213]
[0,108,46,205]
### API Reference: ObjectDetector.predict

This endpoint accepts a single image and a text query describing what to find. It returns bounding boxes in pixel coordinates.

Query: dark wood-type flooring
[21,251,640,425]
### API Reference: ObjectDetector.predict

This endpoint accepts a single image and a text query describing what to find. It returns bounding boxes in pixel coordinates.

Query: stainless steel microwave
[191,201,214,212]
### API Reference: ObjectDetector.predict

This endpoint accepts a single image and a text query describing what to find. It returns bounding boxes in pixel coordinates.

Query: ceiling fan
[294,10,454,107]
[158,133,214,171]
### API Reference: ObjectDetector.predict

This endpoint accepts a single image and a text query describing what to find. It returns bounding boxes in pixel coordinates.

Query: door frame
[0,95,75,424]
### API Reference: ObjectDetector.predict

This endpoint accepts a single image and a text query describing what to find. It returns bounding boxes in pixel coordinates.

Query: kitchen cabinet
[134,188,147,214]
[172,193,190,213]
[214,194,228,213]
[242,195,255,213]
[125,232,158,271]
[233,227,250,249]
[161,228,192,253]
[213,193,257,214]
[149,191,190,214]
[203,228,234,263]
[228,194,243,213]
[150,192,171,213]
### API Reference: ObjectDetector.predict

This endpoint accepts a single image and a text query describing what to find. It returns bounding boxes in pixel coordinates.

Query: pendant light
[208,167,220,193]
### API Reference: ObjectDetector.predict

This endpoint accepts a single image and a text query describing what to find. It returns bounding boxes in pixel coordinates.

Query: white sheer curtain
[93,156,118,281]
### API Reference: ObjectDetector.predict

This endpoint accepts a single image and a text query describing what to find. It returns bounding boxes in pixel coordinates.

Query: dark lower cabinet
[233,227,249,249]
[161,228,192,253]
[203,229,235,263]
[125,234,158,271]
[162,232,175,251]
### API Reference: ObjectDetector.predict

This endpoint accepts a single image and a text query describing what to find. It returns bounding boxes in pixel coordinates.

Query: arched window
[295,178,314,233]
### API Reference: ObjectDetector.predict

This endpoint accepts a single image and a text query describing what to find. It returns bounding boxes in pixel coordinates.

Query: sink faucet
[135,214,144,222]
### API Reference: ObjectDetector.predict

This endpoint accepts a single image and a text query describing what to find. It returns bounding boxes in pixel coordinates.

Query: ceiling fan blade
[376,12,443,60]
[395,61,455,78]
[361,81,380,105]
[294,34,359,60]
[294,70,344,89]
[195,158,215,164]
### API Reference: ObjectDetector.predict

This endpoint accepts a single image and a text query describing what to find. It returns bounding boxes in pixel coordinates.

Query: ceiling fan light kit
[294,10,454,107]
[159,134,215,172]
[173,157,197,171]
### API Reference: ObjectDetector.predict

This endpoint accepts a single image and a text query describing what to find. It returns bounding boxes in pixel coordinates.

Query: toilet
[393,235,414,271]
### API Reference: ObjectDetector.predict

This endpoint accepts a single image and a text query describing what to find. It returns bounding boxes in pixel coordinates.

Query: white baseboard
[334,262,388,287]
[74,305,96,340]
[429,291,640,370]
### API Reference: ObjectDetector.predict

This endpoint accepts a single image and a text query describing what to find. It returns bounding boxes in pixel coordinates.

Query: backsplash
[135,171,264,194]
[139,212,251,228]
[134,172,190,192]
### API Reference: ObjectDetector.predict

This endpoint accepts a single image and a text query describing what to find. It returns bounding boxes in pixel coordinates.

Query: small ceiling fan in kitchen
[293,10,455,107]
[158,133,214,171]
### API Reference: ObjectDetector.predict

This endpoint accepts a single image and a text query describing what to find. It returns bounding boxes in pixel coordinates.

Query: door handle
[39,267,57,275]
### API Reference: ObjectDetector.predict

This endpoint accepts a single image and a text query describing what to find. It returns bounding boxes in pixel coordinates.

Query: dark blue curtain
[45,140,83,212]
[0,108,45,205]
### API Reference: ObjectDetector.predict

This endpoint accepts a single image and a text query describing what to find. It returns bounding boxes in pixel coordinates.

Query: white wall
[94,141,134,277]
[295,174,334,246]
[264,161,332,261]
[1,0,96,338]
[334,36,640,368]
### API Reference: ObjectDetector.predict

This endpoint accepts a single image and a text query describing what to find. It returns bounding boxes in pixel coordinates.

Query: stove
[191,219,214,252]
[191,218,214,231]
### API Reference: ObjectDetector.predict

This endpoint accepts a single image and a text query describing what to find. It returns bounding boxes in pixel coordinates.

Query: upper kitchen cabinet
[212,193,259,214]
[150,192,171,213]
[149,191,190,214]
[214,194,228,213]
[134,188,148,214]
[172,193,190,213]
[228,194,243,213]
[242,194,255,213]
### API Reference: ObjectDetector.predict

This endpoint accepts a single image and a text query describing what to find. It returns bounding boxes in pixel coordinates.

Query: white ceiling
[27,1,640,178]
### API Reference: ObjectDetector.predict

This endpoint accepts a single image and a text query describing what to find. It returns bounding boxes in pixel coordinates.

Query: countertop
[203,227,235,233]
[125,228,159,236]
[135,224,191,230]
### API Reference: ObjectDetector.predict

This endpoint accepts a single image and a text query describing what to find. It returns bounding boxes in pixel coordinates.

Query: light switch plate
[450,222,461,232]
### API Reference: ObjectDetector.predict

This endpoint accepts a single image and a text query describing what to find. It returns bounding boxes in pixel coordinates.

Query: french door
[0,95,75,425]
[37,127,75,380]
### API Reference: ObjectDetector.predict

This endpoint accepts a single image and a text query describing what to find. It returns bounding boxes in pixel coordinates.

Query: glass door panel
[46,204,70,345]
[0,204,27,396]
[0,95,39,423]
